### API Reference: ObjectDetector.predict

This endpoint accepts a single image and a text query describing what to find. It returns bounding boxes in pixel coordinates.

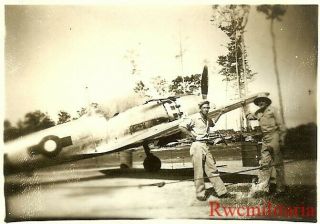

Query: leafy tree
[211,5,256,130]
[151,76,169,96]
[257,5,287,124]
[3,120,20,142]
[169,74,201,95]
[89,102,105,115]
[216,41,257,96]
[211,5,256,98]
[57,110,71,124]
[73,103,104,120]
[4,111,56,141]
[76,107,87,118]
[133,74,201,99]
[20,110,55,135]
[4,120,11,129]
[133,80,150,98]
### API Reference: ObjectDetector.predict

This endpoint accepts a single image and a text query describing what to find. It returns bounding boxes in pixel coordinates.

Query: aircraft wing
[207,93,267,119]
[85,92,269,155]
[86,119,182,155]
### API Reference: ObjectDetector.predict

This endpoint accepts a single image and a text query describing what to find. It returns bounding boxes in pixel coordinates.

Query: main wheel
[143,154,161,172]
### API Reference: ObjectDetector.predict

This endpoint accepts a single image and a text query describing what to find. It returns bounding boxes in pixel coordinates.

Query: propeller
[201,65,208,99]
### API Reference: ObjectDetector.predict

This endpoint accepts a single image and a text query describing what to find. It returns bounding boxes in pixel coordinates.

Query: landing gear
[143,143,161,172]
[143,154,161,172]
[119,151,133,169]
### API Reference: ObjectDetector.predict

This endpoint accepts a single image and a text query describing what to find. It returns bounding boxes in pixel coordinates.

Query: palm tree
[257,5,287,124]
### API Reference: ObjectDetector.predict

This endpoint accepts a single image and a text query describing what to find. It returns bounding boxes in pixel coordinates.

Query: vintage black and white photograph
[3,3,317,222]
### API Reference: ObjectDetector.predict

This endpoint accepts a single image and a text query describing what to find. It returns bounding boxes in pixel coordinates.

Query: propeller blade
[201,65,208,99]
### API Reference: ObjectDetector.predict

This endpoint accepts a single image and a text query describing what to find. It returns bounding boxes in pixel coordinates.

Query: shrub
[283,123,317,159]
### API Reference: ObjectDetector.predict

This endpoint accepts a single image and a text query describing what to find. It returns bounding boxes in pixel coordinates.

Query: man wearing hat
[246,94,287,197]
[180,100,231,201]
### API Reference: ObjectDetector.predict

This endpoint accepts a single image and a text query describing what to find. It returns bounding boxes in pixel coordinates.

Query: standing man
[180,100,230,201]
[246,94,287,197]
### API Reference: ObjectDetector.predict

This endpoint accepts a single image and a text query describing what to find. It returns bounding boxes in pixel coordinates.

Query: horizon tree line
[4,5,289,142]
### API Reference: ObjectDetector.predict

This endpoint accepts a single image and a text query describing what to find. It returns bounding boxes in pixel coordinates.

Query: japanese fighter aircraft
[4,66,269,174]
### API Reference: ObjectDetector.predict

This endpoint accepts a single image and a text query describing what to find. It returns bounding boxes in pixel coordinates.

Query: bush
[283,123,317,159]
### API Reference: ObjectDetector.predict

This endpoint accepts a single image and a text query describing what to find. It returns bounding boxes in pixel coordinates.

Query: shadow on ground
[5,167,255,197]
[99,167,255,183]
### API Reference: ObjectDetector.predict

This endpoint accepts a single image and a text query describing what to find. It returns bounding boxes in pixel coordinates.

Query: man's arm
[179,126,197,141]
[179,118,197,140]
[212,108,225,124]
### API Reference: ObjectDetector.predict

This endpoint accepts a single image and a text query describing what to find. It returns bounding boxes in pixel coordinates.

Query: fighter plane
[4,66,268,174]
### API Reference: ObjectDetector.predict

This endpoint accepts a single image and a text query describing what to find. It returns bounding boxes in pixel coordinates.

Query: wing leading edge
[86,92,269,155]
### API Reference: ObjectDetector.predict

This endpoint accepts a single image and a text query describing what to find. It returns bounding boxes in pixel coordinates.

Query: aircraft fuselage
[4,95,201,173]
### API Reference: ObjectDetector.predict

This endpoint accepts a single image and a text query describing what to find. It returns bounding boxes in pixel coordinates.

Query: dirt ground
[4,144,317,222]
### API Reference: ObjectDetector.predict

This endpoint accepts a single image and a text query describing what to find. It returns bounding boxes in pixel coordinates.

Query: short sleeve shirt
[180,113,214,138]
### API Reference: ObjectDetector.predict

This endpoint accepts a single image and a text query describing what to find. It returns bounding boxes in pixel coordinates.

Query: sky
[4,4,318,130]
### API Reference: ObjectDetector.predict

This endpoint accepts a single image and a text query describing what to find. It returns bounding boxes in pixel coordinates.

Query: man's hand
[246,113,255,120]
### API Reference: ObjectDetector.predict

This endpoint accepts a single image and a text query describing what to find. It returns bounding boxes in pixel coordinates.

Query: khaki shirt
[180,112,214,139]
[253,105,286,137]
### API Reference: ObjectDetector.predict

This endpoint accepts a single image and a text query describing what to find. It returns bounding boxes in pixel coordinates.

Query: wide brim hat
[254,95,272,106]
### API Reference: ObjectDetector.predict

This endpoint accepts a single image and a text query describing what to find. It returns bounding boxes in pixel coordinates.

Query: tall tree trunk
[270,19,286,125]
[241,34,251,131]
[225,81,228,129]
[234,32,244,131]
